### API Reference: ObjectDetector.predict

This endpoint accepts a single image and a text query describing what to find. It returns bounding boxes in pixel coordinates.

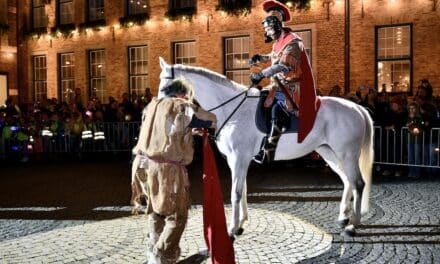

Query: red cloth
[202,133,236,264]
[273,31,320,143]
[298,48,320,143]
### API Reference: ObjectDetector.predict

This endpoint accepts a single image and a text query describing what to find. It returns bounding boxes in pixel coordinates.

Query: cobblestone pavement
[1,179,440,263]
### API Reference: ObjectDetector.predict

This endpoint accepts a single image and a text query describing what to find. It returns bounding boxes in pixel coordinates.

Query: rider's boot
[252,120,282,164]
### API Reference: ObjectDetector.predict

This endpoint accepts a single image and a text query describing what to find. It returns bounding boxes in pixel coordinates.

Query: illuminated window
[33,55,47,102]
[59,53,75,102]
[173,41,196,65]
[376,24,412,93]
[128,0,148,15]
[88,0,105,22]
[128,45,149,97]
[32,0,47,29]
[58,0,74,25]
[292,29,312,66]
[224,36,250,85]
[89,50,107,102]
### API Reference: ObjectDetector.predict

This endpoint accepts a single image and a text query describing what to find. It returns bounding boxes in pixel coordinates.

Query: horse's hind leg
[316,146,352,228]
[342,157,365,236]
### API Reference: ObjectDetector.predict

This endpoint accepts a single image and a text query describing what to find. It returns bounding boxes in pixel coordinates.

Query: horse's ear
[159,57,168,69]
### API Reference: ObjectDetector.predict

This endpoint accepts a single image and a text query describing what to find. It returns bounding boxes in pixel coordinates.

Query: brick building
[0,0,438,104]
[0,0,17,105]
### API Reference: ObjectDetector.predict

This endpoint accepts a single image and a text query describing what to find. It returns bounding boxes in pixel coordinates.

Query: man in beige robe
[132,79,216,264]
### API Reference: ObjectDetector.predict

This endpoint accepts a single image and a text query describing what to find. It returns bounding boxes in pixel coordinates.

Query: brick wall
[15,0,440,103]
[350,0,440,95]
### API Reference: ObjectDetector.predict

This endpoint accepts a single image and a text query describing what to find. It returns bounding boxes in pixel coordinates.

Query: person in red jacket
[250,0,319,164]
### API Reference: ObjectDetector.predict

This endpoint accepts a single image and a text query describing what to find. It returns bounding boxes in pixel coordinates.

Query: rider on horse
[250,0,319,164]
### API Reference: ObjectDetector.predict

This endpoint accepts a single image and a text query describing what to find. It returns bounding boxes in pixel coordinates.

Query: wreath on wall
[119,13,150,27]
[216,0,252,16]
[278,0,312,10]
[164,6,196,21]
[50,23,76,38]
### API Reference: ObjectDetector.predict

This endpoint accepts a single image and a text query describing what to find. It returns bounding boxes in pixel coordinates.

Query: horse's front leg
[227,157,250,238]
[236,179,248,235]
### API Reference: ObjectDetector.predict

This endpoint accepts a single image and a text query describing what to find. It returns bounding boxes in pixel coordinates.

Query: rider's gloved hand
[248,54,262,65]
[250,72,265,85]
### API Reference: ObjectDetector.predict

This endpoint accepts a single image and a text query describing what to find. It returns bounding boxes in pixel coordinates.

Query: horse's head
[158,57,175,99]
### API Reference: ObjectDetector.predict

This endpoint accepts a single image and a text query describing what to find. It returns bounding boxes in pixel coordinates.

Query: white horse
[158,57,373,237]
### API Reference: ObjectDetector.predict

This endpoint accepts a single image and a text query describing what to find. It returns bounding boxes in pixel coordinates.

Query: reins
[164,65,260,141]
[208,87,260,141]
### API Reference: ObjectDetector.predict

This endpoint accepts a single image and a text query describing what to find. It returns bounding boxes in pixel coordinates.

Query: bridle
[162,65,260,141]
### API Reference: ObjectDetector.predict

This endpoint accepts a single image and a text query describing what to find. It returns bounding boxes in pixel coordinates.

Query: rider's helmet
[261,0,291,43]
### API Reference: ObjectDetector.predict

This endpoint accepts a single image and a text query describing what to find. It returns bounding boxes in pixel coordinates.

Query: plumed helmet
[262,0,291,22]
[261,0,291,42]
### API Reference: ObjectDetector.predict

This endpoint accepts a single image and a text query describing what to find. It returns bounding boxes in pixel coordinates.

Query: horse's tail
[359,107,374,215]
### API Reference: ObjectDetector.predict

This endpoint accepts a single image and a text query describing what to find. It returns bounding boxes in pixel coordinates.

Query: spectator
[328,85,342,97]
[406,102,423,178]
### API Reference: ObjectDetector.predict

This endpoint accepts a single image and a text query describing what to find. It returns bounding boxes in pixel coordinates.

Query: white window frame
[59,52,75,102]
[128,45,149,97]
[89,49,107,102]
[173,41,197,65]
[376,24,412,93]
[33,55,47,102]
[88,0,105,21]
[33,0,47,29]
[224,35,250,85]
[58,0,74,25]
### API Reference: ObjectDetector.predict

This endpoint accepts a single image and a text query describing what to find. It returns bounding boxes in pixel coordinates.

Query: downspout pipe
[344,0,350,94]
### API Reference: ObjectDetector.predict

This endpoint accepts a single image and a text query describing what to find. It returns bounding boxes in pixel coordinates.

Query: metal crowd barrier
[374,126,440,168]
[0,122,141,159]
[1,123,439,169]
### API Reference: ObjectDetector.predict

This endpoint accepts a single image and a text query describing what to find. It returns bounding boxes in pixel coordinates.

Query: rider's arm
[259,54,271,63]
[261,41,303,79]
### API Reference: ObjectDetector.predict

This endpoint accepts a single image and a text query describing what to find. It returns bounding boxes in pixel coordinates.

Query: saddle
[255,90,299,134]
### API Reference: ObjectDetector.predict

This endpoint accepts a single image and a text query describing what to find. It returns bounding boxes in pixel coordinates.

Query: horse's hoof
[336,218,349,229]
[235,227,244,236]
[341,225,356,237]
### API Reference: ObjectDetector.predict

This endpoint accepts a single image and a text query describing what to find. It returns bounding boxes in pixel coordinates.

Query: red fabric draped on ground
[202,133,236,264]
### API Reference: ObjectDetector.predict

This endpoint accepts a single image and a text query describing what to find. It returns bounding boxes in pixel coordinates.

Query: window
[58,0,74,25]
[128,45,149,97]
[170,0,195,9]
[224,36,250,85]
[0,0,7,26]
[33,55,47,102]
[173,41,196,65]
[376,24,412,93]
[127,0,148,16]
[33,0,47,29]
[292,29,312,66]
[59,53,75,102]
[89,50,107,102]
[88,0,105,22]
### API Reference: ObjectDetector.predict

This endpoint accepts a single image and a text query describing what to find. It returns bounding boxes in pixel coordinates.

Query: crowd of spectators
[0,88,153,160]
[327,79,440,178]
[2,80,440,176]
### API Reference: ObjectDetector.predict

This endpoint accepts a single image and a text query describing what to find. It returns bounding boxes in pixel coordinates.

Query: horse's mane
[173,64,247,92]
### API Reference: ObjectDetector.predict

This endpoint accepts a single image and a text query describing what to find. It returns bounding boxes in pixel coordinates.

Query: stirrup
[252,148,274,164]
